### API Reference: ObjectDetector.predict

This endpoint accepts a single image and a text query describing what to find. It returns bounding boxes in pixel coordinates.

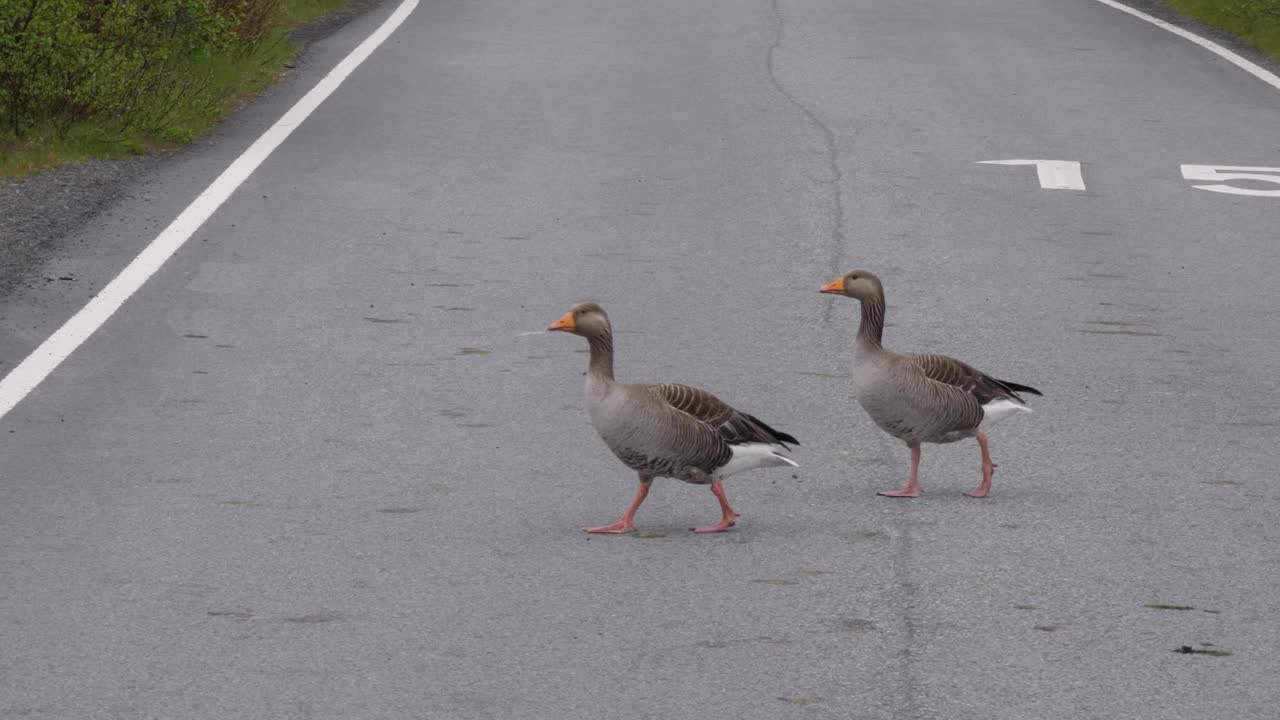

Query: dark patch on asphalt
[285,612,343,624]
[207,609,253,620]
[1174,645,1232,657]
[1144,603,1194,611]
[699,636,789,649]
[1086,320,1153,327]
[458,347,491,355]
[1078,329,1163,337]
[1034,624,1067,632]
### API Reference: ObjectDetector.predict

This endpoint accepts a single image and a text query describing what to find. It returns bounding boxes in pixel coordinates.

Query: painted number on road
[977,160,1086,191]
[1181,165,1280,197]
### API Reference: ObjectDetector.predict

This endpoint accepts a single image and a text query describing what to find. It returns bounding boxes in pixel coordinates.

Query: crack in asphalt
[765,0,847,323]
[765,3,918,717]
[892,516,921,720]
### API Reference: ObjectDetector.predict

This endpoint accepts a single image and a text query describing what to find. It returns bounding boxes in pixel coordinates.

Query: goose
[819,271,1041,498]
[547,303,799,533]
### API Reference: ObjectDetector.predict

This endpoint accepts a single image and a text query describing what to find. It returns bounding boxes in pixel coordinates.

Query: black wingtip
[744,413,799,448]
[997,379,1043,397]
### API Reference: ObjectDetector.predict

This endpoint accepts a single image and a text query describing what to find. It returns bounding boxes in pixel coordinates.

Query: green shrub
[0,0,346,175]
[0,0,243,139]
[216,0,285,46]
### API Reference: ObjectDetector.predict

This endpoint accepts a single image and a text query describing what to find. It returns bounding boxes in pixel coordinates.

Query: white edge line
[1091,0,1280,92]
[0,0,420,420]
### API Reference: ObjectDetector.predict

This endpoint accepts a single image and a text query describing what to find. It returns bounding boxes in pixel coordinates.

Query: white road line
[0,0,420,420]
[978,159,1086,190]
[1091,0,1280,93]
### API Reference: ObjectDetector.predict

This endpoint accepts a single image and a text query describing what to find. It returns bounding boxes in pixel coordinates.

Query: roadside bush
[0,0,290,141]
[216,0,285,46]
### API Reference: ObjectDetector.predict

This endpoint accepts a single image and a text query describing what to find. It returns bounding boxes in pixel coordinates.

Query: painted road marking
[1091,0,1280,93]
[0,0,421,420]
[1181,165,1280,197]
[978,159,1086,190]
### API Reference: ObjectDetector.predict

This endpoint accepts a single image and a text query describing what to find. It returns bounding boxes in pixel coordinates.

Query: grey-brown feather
[906,353,1037,404]
[653,384,798,448]
[857,354,986,445]
[594,386,732,482]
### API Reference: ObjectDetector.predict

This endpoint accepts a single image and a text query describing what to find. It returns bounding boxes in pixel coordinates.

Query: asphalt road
[3,1,1280,718]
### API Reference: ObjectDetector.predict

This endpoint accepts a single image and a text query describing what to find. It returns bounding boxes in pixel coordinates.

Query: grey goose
[820,270,1041,498]
[548,303,798,533]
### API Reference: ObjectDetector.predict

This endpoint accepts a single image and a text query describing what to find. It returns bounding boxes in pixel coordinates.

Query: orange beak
[547,312,576,332]
[819,277,846,295]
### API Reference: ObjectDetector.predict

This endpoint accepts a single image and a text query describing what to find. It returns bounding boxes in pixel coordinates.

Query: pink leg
[878,446,922,498]
[690,479,737,533]
[584,477,651,533]
[965,432,994,498]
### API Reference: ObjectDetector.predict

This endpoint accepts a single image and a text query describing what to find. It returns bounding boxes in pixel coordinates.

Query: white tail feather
[719,443,798,478]
[979,398,1033,430]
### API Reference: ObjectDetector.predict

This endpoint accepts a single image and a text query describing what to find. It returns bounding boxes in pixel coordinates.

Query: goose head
[819,270,883,302]
[547,302,611,338]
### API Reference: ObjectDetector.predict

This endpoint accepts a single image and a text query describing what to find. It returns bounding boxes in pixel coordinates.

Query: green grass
[0,0,352,178]
[1164,0,1280,59]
